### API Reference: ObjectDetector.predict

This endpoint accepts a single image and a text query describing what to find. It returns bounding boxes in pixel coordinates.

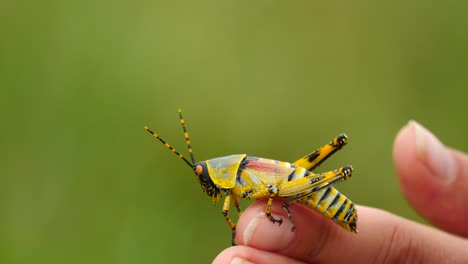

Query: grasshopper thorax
[194,154,246,198]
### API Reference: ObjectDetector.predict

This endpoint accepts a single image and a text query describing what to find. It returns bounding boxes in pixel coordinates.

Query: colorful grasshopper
[145,109,357,244]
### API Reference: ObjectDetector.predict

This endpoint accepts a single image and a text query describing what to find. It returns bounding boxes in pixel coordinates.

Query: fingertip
[394,120,457,185]
[213,247,254,264]
[235,199,296,251]
[393,121,468,236]
[213,246,305,264]
[235,199,343,261]
[393,121,418,174]
[393,121,441,218]
[392,121,442,194]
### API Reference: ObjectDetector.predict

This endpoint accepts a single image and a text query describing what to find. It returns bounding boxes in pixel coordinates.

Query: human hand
[213,121,468,264]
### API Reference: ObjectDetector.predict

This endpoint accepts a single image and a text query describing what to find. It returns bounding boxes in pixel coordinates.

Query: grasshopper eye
[195,165,203,175]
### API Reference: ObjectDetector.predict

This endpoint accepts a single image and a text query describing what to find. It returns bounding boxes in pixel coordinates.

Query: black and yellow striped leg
[282,203,296,231]
[233,196,242,216]
[294,134,348,171]
[222,191,237,245]
[278,166,353,198]
[265,186,283,225]
[278,166,353,231]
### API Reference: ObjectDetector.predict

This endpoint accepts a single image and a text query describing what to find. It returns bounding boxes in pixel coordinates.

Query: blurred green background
[1,1,468,263]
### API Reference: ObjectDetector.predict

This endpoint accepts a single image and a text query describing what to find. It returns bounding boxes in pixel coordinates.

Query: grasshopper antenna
[144,125,194,168]
[178,108,196,164]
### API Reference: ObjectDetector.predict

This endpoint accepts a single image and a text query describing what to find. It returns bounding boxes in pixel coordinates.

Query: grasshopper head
[193,154,246,199]
[194,161,220,199]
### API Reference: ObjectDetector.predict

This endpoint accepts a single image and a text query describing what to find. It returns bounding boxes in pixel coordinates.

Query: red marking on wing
[245,160,280,173]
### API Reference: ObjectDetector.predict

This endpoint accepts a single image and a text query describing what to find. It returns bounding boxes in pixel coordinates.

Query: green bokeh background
[1,1,468,263]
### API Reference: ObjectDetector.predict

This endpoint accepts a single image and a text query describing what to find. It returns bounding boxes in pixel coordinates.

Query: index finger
[232,199,468,263]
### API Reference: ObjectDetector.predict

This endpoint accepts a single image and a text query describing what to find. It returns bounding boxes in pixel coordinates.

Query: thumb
[393,120,468,237]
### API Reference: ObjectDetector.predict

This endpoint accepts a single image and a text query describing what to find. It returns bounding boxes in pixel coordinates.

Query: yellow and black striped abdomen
[298,187,357,232]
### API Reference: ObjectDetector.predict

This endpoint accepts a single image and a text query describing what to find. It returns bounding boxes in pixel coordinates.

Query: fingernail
[231,257,254,264]
[410,120,456,184]
[243,212,295,250]
[243,213,260,245]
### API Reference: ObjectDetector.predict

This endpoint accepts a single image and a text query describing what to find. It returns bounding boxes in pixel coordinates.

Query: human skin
[213,121,468,264]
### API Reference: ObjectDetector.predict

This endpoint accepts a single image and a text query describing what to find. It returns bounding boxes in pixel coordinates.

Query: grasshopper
[145,109,357,244]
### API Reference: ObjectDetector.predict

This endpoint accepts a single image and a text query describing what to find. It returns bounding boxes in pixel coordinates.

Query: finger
[234,200,468,263]
[393,120,468,237]
[213,246,305,264]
